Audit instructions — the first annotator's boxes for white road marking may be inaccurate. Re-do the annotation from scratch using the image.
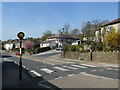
[107,68,112,70]
[54,76,62,79]
[71,65,87,68]
[38,83,51,89]
[26,68,29,70]
[53,66,69,71]
[80,72,86,74]
[41,68,54,74]
[99,69,103,71]
[68,74,74,76]
[91,70,97,72]
[81,64,97,67]
[22,65,25,68]
[81,73,118,81]
[62,66,78,69]
[28,70,41,77]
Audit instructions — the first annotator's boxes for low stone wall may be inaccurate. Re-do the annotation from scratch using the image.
[65,51,120,64]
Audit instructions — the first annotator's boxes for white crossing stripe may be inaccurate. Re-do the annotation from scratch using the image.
[41,68,54,74]
[62,66,78,69]
[68,74,74,76]
[81,64,97,67]
[107,68,112,70]
[22,65,25,68]
[91,70,96,72]
[28,70,41,77]
[54,76,62,79]
[99,69,103,71]
[71,65,87,68]
[53,66,69,71]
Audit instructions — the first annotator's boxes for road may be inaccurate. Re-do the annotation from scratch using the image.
[2,51,119,88]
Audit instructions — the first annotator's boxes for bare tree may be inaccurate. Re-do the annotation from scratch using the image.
[63,23,71,34]
[58,29,62,34]
[70,29,80,36]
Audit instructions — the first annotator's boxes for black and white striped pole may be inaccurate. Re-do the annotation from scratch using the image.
[17,32,25,80]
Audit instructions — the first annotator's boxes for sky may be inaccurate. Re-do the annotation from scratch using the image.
[2,2,118,41]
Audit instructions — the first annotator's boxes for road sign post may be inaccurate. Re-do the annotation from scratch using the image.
[17,32,25,80]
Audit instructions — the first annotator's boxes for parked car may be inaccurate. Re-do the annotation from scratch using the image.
[16,52,20,55]
[56,47,63,51]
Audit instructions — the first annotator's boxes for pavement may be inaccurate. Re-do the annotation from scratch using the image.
[1,51,119,89]
[4,49,119,68]
[49,73,118,88]
[47,53,119,68]
[2,59,60,89]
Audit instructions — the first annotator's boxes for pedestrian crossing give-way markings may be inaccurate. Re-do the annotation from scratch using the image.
[2,58,118,81]
[27,64,96,77]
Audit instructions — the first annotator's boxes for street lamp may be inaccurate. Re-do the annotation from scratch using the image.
[62,27,65,58]
[59,30,62,58]
[17,32,25,80]
[90,42,92,62]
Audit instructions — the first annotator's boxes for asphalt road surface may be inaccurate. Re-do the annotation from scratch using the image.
[2,52,119,88]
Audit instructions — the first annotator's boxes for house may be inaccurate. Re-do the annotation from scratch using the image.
[40,40,56,48]
[95,18,120,42]
[13,40,26,48]
[5,43,13,50]
[40,33,79,48]
[72,40,81,45]
[13,39,40,49]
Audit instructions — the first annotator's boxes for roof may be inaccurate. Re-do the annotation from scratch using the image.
[41,40,56,44]
[13,39,40,45]
[101,17,120,27]
[47,34,79,40]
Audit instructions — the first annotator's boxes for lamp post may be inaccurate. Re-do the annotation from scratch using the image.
[59,31,62,58]
[62,27,65,58]
[17,32,25,80]
[90,42,92,62]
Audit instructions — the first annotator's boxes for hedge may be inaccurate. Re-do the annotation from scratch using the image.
[33,47,51,54]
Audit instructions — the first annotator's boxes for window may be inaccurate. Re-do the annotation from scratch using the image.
[61,39,63,41]
[107,26,112,32]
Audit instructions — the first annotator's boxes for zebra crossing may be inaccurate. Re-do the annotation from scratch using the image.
[2,58,118,81]
[40,68,54,74]
[62,65,78,70]
[33,64,97,76]
[26,64,98,78]
[53,66,69,71]
[71,64,87,68]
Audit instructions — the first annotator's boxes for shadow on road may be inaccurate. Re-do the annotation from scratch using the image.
[2,55,12,58]
[2,61,61,90]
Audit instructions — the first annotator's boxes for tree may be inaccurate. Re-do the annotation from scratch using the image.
[105,27,120,50]
[58,29,62,34]
[41,30,52,41]
[81,21,94,38]
[70,29,80,36]
[63,23,71,34]
[81,20,109,38]
[92,19,109,29]
[25,41,34,49]
[77,33,84,41]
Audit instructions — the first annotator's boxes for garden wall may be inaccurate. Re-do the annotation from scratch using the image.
[65,51,120,64]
